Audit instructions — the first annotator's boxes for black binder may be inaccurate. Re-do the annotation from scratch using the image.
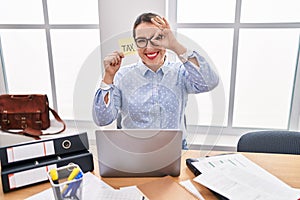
[1,151,94,193]
[0,132,89,167]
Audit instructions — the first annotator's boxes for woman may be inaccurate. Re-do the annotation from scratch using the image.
[93,13,219,149]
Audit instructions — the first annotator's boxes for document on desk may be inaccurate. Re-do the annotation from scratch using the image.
[180,179,205,200]
[26,172,143,200]
[192,154,300,200]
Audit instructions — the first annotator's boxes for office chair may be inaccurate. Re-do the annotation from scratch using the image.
[116,113,122,129]
[237,130,300,155]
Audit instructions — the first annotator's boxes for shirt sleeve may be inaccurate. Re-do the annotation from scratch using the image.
[92,83,121,126]
[183,51,219,93]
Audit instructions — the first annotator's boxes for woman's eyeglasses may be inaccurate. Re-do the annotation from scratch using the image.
[135,35,164,48]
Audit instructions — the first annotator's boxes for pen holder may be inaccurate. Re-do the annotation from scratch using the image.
[47,164,83,200]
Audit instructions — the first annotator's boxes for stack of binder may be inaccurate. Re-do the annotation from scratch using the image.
[0,132,94,193]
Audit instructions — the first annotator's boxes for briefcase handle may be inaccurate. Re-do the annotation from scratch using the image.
[9,95,34,100]
[2,106,66,139]
[22,107,66,138]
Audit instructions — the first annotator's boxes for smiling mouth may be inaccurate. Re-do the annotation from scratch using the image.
[145,52,159,60]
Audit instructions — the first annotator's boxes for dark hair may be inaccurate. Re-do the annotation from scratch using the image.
[133,12,160,38]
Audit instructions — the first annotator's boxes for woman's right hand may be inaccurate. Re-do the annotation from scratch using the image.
[103,51,124,84]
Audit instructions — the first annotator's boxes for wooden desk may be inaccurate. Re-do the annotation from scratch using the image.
[1,150,300,200]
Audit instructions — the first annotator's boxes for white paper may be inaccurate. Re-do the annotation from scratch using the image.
[192,154,300,200]
[94,187,143,200]
[26,172,143,200]
[180,179,205,200]
[26,172,113,200]
[192,153,292,189]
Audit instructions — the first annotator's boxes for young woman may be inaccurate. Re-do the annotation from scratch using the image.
[93,13,219,149]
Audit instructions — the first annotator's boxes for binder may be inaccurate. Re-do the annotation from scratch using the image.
[0,132,89,167]
[1,150,94,193]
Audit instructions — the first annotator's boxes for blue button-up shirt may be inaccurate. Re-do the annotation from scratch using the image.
[93,51,219,138]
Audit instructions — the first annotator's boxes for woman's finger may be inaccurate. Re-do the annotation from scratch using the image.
[151,17,165,30]
[161,17,170,29]
[155,16,166,25]
[104,51,124,68]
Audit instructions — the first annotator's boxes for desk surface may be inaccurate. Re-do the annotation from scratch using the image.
[1,150,300,200]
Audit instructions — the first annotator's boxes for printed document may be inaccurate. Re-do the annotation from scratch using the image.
[192,154,300,200]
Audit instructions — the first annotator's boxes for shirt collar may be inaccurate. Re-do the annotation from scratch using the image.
[137,56,170,76]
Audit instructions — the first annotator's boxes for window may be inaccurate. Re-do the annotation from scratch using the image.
[0,0,100,120]
[175,0,300,131]
[0,0,44,24]
[1,0,300,133]
[233,29,299,129]
[240,0,300,23]
[178,28,233,126]
[47,0,99,24]
[0,30,52,98]
[177,0,236,23]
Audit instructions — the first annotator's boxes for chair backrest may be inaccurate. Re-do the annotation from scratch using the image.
[117,113,122,129]
[237,131,300,155]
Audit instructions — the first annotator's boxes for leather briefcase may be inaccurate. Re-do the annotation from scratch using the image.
[0,94,66,138]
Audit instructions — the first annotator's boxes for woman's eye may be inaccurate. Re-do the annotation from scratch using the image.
[137,39,146,44]
[155,34,164,40]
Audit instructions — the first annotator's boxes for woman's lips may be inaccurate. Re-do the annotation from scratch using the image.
[145,52,159,60]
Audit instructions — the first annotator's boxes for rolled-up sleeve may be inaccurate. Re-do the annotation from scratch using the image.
[92,85,120,126]
[183,51,219,93]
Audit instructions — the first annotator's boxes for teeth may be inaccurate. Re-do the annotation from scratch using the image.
[146,52,158,58]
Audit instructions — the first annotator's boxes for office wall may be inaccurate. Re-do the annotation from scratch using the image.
[98,0,166,65]
[0,39,6,94]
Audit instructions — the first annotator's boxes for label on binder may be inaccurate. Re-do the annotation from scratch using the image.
[7,141,55,163]
[8,164,56,189]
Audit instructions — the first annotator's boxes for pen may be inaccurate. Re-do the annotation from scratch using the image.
[61,167,80,195]
[186,158,201,176]
[69,172,83,197]
[49,169,62,200]
[206,153,235,157]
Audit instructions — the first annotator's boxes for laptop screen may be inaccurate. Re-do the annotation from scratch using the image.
[95,129,182,177]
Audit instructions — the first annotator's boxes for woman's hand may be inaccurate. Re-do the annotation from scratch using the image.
[103,51,124,84]
[151,16,186,55]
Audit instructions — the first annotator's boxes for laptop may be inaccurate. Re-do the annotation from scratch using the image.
[95,129,182,177]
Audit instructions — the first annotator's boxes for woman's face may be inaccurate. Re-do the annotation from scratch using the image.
[134,22,166,70]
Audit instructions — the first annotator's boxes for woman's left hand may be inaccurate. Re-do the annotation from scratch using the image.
[151,16,186,55]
